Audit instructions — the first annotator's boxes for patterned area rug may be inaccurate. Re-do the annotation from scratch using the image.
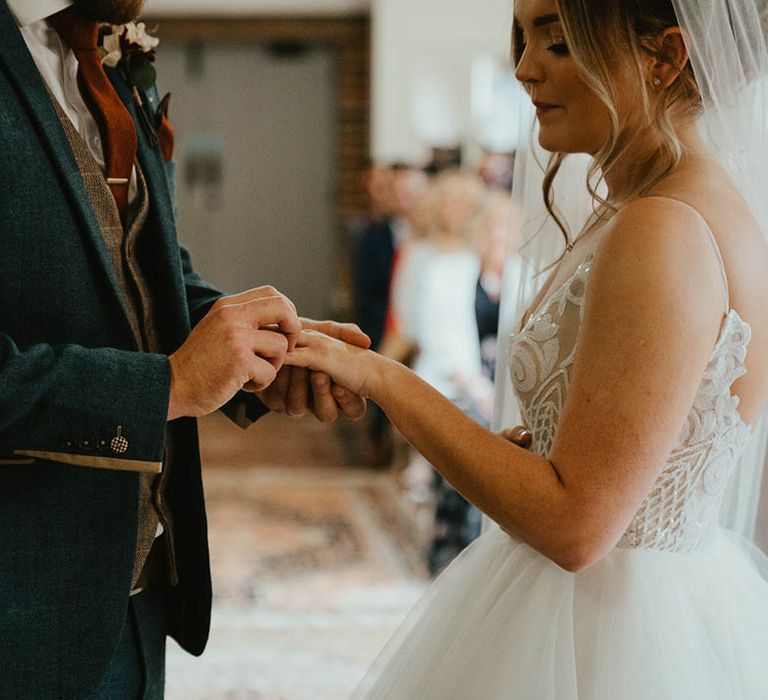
[165,413,428,699]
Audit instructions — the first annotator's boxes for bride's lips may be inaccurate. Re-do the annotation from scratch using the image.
[533,101,561,117]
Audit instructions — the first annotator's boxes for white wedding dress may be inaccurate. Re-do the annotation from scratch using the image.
[354,247,768,698]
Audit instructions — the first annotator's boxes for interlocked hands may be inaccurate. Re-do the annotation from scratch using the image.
[167,286,369,422]
[256,319,370,423]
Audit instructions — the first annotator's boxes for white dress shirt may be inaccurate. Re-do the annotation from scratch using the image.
[8,0,138,202]
[5,0,71,26]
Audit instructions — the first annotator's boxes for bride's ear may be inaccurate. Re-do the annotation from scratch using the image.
[651,28,690,90]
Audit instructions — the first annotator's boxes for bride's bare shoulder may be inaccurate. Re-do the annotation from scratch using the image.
[596,186,765,278]
[584,195,724,344]
[591,188,768,421]
[595,195,718,276]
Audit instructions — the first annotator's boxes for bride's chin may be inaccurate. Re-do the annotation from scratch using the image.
[537,129,569,154]
[536,126,600,157]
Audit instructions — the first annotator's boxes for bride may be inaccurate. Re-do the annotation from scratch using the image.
[289,0,768,697]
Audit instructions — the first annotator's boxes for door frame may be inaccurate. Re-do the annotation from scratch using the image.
[146,14,371,313]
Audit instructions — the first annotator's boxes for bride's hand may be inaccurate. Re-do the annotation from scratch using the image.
[285,330,380,398]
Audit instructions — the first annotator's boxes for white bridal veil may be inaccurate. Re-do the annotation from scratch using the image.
[492,0,768,550]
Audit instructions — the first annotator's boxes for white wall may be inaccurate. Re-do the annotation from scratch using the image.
[371,0,516,164]
[148,0,517,163]
[148,0,369,16]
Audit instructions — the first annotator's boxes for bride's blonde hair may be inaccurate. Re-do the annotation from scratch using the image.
[514,0,702,246]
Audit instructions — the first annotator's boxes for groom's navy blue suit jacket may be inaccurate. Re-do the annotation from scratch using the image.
[0,3,265,696]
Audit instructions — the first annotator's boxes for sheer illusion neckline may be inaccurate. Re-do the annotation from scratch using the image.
[518,254,595,333]
[520,196,733,333]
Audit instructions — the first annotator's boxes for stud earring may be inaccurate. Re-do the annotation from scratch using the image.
[653,77,662,87]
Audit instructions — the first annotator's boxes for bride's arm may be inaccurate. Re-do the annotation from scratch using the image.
[290,199,725,571]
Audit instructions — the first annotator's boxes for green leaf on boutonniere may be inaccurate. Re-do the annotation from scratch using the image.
[126,54,157,92]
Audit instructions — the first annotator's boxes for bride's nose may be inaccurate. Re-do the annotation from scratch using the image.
[515,46,545,86]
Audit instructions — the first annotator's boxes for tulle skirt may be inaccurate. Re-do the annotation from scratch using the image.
[353,525,768,699]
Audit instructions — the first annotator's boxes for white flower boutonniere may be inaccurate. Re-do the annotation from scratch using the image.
[100,22,160,91]
[99,22,163,147]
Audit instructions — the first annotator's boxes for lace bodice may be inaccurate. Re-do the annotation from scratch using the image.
[508,255,753,552]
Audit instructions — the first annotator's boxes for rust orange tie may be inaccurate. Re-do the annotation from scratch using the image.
[49,9,137,224]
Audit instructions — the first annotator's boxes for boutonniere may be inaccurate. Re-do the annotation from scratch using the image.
[100,22,162,146]
[100,22,159,90]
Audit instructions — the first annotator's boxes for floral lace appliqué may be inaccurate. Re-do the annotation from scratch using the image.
[508,258,752,552]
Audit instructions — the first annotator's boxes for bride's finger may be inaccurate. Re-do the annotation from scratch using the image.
[310,371,339,423]
[286,366,310,417]
[332,385,367,421]
[284,347,315,368]
[499,426,533,449]
[294,328,335,347]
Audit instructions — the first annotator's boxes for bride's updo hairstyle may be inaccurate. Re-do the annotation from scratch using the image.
[516,0,703,243]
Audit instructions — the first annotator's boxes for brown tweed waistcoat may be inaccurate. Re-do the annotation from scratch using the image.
[53,99,178,589]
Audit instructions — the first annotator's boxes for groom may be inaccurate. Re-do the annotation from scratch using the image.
[0,0,368,697]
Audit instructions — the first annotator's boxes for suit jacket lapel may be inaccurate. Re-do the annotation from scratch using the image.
[0,3,137,343]
[109,71,190,341]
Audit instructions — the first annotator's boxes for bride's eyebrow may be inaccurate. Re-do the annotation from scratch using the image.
[533,14,560,28]
[514,13,561,30]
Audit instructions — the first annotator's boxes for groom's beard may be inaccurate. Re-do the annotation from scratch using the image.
[71,0,146,24]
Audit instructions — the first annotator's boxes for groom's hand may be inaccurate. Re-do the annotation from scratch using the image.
[256,319,370,422]
[167,287,301,420]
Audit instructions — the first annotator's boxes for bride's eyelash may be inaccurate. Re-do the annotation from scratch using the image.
[547,28,570,56]
[511,24,569,63]
[547,42,570,56]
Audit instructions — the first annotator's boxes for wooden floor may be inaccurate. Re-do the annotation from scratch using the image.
[165,412,428,700]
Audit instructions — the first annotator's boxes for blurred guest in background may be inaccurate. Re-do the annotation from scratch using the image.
[353,162,427,464]
[353,162,426,351]
[366,168,522,572]
[476,149,516,193]
[379,178,438,362]
[383,172,485,516]
[475,191,521,384]
[424,145,462,176]
[429,190,521,574]
[348,162,394,241]
[352,163,393,351]
[407,172,486,399]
